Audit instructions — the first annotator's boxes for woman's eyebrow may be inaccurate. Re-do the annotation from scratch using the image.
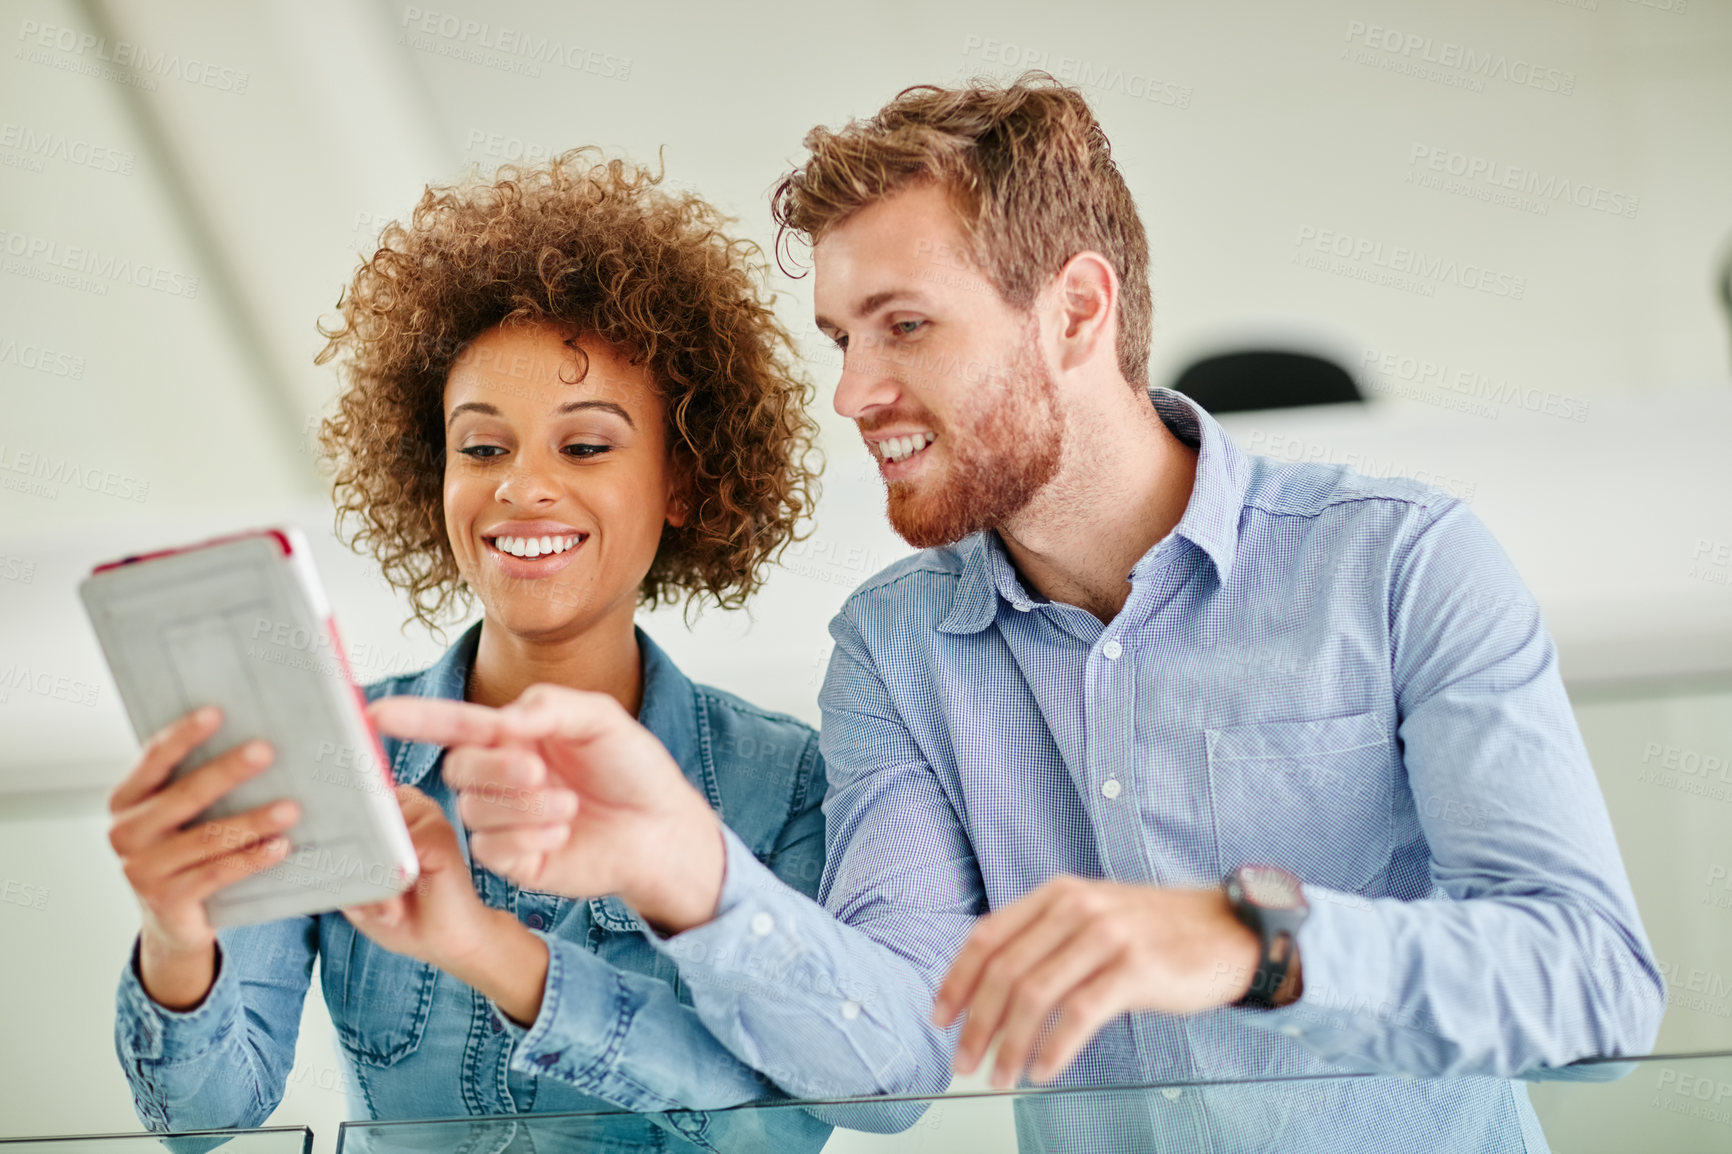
[446,401,500,429]
[556,399,635,429]
[445,399,635,430]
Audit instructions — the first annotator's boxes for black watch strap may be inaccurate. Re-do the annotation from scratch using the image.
[1224,866,1308,1009]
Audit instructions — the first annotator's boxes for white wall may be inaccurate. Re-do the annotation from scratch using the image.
[3,0,1731,1150]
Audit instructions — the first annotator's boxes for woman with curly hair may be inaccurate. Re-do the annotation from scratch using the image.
[107,150,832,1151]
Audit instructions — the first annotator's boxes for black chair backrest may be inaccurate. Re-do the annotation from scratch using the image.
[1172,350,1363,414]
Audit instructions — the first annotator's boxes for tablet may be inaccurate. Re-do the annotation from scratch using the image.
[79,527,419,927]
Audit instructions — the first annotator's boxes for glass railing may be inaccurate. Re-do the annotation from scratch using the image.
[0,1127,309,1154]
[329,1051,1732,1154]
[7,1054,1730,1153]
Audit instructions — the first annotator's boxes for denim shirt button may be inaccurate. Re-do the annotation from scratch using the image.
[491,1014,504,1033]
[526,913,545,930]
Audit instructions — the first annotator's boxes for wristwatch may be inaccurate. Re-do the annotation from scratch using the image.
[1223,864,1308,1009]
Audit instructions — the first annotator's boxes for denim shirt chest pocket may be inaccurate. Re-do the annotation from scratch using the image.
[320,915,438,1067]
[1205,710,1395,891]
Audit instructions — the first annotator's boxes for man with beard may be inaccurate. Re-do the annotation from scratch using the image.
[372,76,1663,1151]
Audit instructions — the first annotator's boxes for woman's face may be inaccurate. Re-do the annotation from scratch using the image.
[442,322,683,640]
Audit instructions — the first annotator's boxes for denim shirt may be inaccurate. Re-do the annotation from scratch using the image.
[114,622,832,1154]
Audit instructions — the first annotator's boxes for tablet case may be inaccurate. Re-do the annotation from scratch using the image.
[79,528,419,927]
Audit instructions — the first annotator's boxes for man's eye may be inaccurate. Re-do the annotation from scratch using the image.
[564,443,610,459]
[892,320,924,336]
[457,445,505,459]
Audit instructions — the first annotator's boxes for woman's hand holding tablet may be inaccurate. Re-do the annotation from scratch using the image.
[107,707,299,1010]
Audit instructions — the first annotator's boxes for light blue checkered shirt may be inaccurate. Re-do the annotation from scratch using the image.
[652,388,1663,1151]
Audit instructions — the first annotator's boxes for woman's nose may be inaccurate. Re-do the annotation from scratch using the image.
[493,454,561,505]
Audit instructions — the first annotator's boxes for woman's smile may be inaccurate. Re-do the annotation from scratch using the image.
[483,519,590,577]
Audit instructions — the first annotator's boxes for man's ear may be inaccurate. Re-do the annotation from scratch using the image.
[1051,251,1118,373]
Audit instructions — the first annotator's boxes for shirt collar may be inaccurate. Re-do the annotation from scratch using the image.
[388,620,697,787]
[937,387,1249,635]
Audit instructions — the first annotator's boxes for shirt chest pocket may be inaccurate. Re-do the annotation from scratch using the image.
[323,917,437,1068]
[586,896,685,1001]
[1206,711,1395,892]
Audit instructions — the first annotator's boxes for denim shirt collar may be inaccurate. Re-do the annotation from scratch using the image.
[937,387,1250,635]
[384,620,697,789]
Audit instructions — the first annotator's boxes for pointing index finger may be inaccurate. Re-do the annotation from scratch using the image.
[369,696,509,748]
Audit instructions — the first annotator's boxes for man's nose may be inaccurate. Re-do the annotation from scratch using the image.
[833,341,901,420]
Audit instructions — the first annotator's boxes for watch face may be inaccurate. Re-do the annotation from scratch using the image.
[1237,865,1304,910]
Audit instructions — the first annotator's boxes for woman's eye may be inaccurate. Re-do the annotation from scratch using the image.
[563,443,610,459]
[457,445,505,459]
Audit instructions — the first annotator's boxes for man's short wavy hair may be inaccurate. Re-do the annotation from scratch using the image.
[771,72,1151,387]
[315,148,821,631]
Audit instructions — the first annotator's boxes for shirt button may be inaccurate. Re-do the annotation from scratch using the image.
[1161,1087,1183,1101]
[1101,779,1122,800]
[526,913,545,930]
[841,999,861,1020]
[490,1015,504,1033]
[1102,639,1123,660]
[1281,1025,1302,1038]
[749,912,774,937]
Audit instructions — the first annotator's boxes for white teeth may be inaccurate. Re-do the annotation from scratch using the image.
[879,433,934,463]
[490,534,581,558]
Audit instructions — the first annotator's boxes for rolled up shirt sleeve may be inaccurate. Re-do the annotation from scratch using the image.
[1237,500,1665,1077]
[641,612,985,1132]
[499,929,790,1110]
[115,917,317,1132]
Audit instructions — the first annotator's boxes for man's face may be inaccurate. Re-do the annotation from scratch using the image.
[813,184,1063,548]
